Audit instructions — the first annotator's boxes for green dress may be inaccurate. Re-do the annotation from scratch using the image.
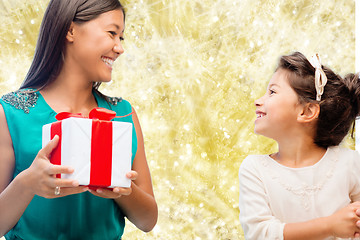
[0,89,137,240]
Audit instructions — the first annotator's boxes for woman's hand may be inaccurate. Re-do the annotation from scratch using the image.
[22,135,88,198]
[88,171,138,199]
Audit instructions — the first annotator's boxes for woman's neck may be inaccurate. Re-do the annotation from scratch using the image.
[40,72,98,116]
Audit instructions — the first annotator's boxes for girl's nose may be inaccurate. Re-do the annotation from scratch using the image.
[254,98,261,106]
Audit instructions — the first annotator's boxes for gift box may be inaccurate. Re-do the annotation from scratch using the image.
[42,108,133,188]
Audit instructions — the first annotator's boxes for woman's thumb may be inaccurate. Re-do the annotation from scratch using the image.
[40,135,59,158]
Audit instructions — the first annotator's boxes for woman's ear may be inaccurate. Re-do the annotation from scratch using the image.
[66,22,75,42]
[297,103,320,123]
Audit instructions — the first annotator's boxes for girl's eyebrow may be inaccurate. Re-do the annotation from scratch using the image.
[269,83,280,88]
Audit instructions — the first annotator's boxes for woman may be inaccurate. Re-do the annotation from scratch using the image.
[0,0,157,239]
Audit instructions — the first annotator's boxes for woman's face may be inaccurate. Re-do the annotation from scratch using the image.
[66,9,125,83]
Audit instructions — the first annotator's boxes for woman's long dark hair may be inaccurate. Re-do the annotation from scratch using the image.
[20,0,125,93]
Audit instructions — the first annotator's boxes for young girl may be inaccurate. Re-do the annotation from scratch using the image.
[239,52,360,240]
[0,0,157,239]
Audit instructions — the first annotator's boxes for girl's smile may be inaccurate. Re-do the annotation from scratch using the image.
[254,69,302,140]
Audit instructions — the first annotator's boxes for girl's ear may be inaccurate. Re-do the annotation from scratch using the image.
[66,22,75,42]
[298,103,320,123]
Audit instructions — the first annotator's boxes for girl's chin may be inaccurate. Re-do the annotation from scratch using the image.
[254,128,271,138]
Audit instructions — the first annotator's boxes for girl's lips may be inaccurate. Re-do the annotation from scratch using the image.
[256,111,266,119]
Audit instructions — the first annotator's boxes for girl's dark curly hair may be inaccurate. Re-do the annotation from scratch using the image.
[278,52,360,148]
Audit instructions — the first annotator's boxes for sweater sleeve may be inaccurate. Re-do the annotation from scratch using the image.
[348,149,360,202]
[239,156,285,240]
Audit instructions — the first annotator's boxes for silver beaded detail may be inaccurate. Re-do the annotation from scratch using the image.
[1,89,38,114]
[107,96,122,105]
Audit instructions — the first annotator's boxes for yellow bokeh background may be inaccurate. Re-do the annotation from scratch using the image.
[0,0,355,239]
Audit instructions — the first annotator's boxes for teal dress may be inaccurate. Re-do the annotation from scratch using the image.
[0,89,137,240]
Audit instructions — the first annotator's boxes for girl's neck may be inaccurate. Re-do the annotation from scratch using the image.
[273,137,327,168]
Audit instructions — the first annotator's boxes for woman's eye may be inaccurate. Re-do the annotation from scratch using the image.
[109,31,117,36]
[120,37,124,41]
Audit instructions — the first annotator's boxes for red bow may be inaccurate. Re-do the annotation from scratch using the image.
[55,107,117,121]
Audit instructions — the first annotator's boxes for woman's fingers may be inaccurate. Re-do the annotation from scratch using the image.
[46,164,74,176]
[89,188,119,198]
[44,186,88,199]
[55,186,88,197]
[113,187,132,195]
[34,135,137,199]
[38,135,59,158]
[126,170,138,180]
[87,171,136,199]
[88,187,131,199]
[50,178,80,188]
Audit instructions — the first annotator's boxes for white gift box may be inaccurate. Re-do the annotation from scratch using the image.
[42,117,132,188]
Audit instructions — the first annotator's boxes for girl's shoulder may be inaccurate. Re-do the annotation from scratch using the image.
[240,154,270,173]
[334,146,360,163]
[242,154,269,164]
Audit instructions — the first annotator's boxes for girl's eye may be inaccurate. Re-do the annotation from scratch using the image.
[269,89,276,95]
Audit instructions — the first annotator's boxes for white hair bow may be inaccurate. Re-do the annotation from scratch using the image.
[309,54,328,101]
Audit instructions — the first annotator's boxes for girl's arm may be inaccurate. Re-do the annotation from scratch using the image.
[0,105,86,236]
[284,149,360,240]
[239,156,360,240]
[239,156,285,239]
[284,203,360,240]
[90,108,158,232]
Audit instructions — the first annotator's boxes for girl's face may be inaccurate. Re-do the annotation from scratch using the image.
[66,9,125,83]
[254,69,303,140]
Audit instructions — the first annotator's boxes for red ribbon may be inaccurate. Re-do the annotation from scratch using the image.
[55,107,117,121]
[50,107,129,188]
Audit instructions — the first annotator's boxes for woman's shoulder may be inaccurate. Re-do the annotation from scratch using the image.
[95,91,133,118]
[95,91,129,105]
[0,88,39,114]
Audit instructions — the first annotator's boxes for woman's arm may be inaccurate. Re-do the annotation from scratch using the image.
[0,103,23,236]
[0,105,86,236]
[90,108,158,232]
[115,108,158,231]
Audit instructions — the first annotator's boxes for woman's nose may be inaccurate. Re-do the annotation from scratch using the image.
[113,42,124,55]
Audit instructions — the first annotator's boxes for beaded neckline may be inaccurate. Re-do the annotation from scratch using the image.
[1,89,38,114]
[1,89,123,114]
[261,147,339,211]
[106,96,123,106]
